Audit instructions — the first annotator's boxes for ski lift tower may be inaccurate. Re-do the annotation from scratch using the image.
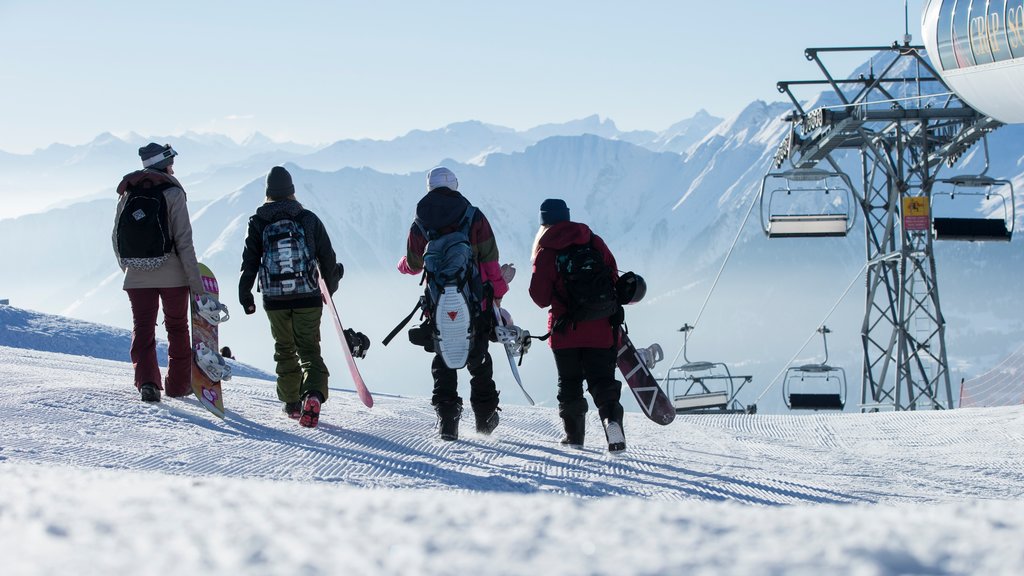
[770,42,1002,411]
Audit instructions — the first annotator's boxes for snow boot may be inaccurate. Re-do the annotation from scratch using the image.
[559,414,586,448]
[283,401,302,419]
[601,404,626,453]
[436,402,462,441]
[299,392,323,428]
[475,406,501,435]
[140,382,161,403]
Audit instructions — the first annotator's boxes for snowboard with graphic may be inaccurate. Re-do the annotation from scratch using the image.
[318,276,373,408]
[191,263,225,418]
[616,333,675,425]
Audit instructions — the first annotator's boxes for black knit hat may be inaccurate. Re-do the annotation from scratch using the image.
[540,198,570,225]
[139,142,176,171]
[266,166,295,200]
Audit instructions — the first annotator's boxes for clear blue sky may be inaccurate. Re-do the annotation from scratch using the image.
[0,0,923,153]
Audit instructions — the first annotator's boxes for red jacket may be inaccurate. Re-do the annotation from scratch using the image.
[529,221,619,349]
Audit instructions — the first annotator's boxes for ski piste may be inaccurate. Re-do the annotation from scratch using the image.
[318,275,373,408]
[492,302,535,406]
[191,263,226,418]
[616,333,675,425]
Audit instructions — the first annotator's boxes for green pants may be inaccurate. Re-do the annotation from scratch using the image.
[266,307,329,403]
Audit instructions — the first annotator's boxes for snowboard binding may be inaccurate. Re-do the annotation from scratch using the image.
[195,294,230,325]
[636,343,664,369]
[494,325,530,358]
[194,342,232,382]
[344,328,371,359]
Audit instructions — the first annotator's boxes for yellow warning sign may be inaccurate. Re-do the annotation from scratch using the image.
[903,197,930,231]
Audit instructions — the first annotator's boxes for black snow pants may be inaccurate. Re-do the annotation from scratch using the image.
[431,331,499,417]
[552,346,623,421]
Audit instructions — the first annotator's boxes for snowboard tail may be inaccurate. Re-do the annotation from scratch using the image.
[616,334,675,425]
[434,288,473,369]
[318,275,373,408]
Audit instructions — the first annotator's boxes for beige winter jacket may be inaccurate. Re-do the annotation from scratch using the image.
[112,170,205,295]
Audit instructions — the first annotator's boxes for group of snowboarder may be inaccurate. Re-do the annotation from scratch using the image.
[114,144,647,452]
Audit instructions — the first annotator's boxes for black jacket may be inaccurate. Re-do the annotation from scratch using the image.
[239,199,341,311]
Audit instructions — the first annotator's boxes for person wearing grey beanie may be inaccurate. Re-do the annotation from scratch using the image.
[395,165,510,441]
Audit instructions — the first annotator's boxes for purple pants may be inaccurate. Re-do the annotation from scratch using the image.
[126,286,192,396]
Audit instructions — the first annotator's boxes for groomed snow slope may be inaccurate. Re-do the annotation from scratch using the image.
[2,345,1023,575]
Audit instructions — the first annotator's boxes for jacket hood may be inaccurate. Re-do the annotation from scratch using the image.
[415,188,471,231]
[538,221,593,251]
[116,169,182,196]
[256,198,305,221]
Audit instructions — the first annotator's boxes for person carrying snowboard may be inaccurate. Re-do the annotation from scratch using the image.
[397,166,509,441]
[238,166,343,428]
[113,143,209,403]
[528,199,627,452]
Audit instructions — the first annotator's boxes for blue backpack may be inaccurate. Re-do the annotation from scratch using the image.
[259,212,318,299]
[416,206,484,368]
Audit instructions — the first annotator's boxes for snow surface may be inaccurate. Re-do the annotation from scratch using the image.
[2,344,1023,575]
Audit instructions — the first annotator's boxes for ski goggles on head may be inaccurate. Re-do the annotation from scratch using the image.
[142,145,178,168]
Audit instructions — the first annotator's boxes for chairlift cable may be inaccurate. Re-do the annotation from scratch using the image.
[662,183,760,386]
[752,261,867,405]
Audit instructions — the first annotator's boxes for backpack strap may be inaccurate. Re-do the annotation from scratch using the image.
[383,297,425,346]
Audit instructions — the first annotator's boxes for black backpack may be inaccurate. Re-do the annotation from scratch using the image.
[555,240,619,327]
[116,181,175,271]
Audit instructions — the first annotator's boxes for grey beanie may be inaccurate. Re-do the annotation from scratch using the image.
[266,166,295,200]
[540,198,570,225]
[139,142,176,171]
[427,166,458,192]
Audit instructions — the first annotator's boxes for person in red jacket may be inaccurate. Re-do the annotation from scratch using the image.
[528,199,626,452]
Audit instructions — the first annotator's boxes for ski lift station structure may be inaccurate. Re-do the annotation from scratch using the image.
[765,41,1015,412]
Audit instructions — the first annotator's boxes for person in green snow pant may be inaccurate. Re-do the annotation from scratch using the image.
[267,307,330,403]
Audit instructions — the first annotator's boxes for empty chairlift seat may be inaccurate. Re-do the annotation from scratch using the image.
[760,168,856,238]
[930,175,1015,242]
[783,326,847,411]
[664,326,753,413]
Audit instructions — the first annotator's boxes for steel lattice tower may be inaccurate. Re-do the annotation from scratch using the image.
[771,44,1001,411]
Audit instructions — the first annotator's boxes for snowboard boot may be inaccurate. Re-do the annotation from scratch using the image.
[299,392,323,428]
[140,382,161,403]
[601,403,626,453]
[559,414,586,448]
[283,401,302,419]
[435,402,462,441]
[475,406,501,435]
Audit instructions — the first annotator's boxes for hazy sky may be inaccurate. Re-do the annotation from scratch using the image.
[0,0,923,153]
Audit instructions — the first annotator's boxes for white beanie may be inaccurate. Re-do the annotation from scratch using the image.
[427,166,458,192]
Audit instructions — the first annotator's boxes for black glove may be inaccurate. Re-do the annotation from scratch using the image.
[609,305,625,326]
[325,263,342,296]
[240,292,256,315]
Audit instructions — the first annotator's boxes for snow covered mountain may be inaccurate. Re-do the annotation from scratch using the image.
[1,335,1023,574]
[0,131,318,217]
[0,112,724,219]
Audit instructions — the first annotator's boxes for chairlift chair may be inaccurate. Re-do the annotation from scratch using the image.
[931,174,1015,242]
[760,168,856,238]
[783,326,847,410]
[666,325,752,413]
